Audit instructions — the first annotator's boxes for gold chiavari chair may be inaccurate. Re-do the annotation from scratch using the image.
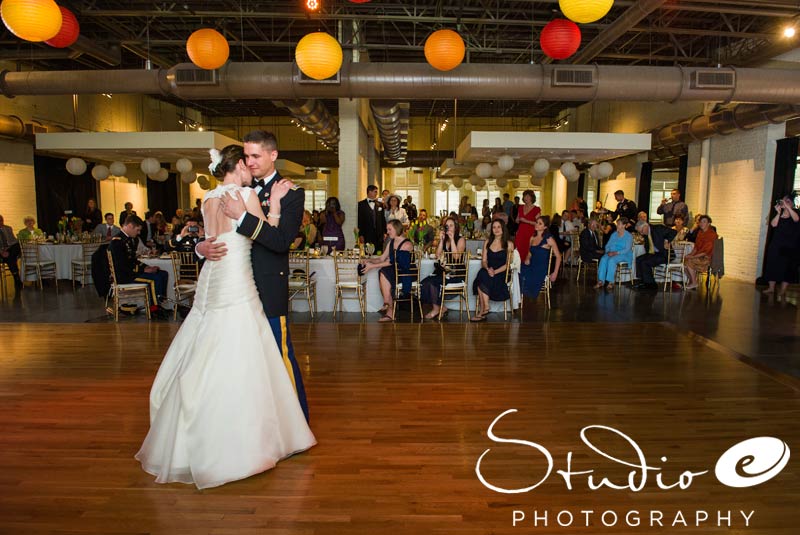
[106,250,151,321]
[288,250,317,318]
[333,252,366,320]
[21,240,57,290]
[170,251,200,320]
[0,263,12,302]
[485,248,520,321]
[543,246,554,310]
[71,241,102,289]
[654,241,689,291]
[614,261,632,288]
[438,250,470,321]
[393,250,422,321]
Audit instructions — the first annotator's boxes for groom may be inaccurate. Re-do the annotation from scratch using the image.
[198,130,309,422]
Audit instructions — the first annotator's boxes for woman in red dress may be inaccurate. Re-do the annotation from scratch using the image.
[514,190,541,263]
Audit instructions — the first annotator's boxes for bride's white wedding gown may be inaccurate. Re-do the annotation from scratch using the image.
[135,184,315,489]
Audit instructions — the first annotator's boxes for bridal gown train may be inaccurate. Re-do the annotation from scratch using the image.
[136,184,315,489]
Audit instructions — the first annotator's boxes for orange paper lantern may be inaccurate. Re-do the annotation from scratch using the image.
[540,19,581,60]
[1,0,62,42]
[295,32,343,80]
[424,29,465,72]
[45,5,79,48]
[186,28,229,70]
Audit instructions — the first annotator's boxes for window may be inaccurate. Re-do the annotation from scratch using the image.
[434,188,461,217]
[475,187,500,214]
[303,185,327,212]
[393,189,419,206]
[649,175,679,221]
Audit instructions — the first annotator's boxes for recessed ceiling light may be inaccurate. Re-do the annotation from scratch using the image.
[784,26,796,38]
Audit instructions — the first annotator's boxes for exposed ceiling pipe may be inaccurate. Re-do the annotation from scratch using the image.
[0,114,73,140]
[4,63,800,104]
[370,100,409,164]
[273,99,339,148]
[566,0,668,65]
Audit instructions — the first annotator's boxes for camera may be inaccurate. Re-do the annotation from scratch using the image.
[187,225,199,233]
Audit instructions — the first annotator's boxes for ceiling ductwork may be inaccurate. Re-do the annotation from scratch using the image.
[4,63,800,105]
[370,100,409,164]
[649,103,800,161]
[0,114,71,140]
[273,99,339,149]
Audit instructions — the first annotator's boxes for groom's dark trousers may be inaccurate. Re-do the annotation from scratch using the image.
[237,172,309,422]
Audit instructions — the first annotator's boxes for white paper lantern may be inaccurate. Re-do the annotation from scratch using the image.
[560,162,578,179]
[452,177,464,188]
[478,178,487,188]
[530,176,544,187]
[109,161,127,177]
[462,182,472,191]
[598,162,614,179]
[156,168,169,181]
[176,158,193,174]
[496,177,508,188]
[197,174,210,189]
[491,164,505,179]
[588,164,600,179]
[532,158,550,176]
[438,182,448,192]
[181,171,197,184]
[91,164,110,181]
[140,157,161,176]
[66,157,87,175]
[475,162,493,179]
[469,174,481,186]
[511,179,520,189]
[474,183,483,191]
[565,172,580,183]
[497,154,515,172]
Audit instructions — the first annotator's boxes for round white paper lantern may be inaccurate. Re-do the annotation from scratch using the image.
[91,164,109,181]
[532,158,550,176]
[175,158,193,174]
[477,177,487,188]
[140,157,160,176]
[180,171,197,184]
[462,182,472,191]
[588,164,600,179]
[469,174,481,186]
[497,154,515,172]
[511,179,520,189]
[560,162,578,179]
[438,182,448,192]
[565,172,580,183]
[66,157,87,175]
[452,177,464,188]
[598,161,614,179]
[156,168,169,181]
[197,174,210,189]
[109,161,127,177]
[490,164,505,178]
[496,177,508,188]
[475,162,493,179]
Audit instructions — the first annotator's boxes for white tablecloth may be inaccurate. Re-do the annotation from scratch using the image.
[289,257,520,314]
[140,257,175,306]
[616,242,694,282]
[27,243,82,281]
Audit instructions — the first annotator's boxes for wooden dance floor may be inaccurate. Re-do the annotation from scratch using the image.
[0,322,798,534]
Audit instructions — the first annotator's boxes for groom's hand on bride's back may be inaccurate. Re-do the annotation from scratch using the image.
[197,237,227,261]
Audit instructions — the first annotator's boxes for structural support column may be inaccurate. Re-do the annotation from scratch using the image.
[338,98,368,248]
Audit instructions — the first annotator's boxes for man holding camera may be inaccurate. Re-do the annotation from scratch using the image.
[168,217,205,253]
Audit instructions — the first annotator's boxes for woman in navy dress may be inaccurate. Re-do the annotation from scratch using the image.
[520,216,561,300]
[361,219,413,322]
[421,215,466,319]
[471,219,515,321]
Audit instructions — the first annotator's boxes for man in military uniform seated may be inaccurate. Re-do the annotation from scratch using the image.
[109,215,169,316]
[168,217,205,253]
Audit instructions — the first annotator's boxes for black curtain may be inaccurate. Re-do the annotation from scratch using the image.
[758,136,799,283]
[637,161,653,214]
[577,172,585,198]
[146,169,179,219]
[34,155,98,235]
[677,154,688,200]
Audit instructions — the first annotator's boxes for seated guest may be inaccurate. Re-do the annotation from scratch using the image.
[93,213,121,240]
[421,215,466,319]
[520,216,561,302]
[637,211,649,223]
[416,209,436,248]
[0,214,22,291]
[17,216,44,241]
[632,220,677,290]
[168,217,204,252]
[579,219,605,264]
[549,214,571,254]
[672,215,689,243]
[471,219,515,321]
[683,215,718,290]
[491,211,509,226]
[109,215,169,315]
[480,215,492,238]
[360,220,414,323]
[686,214,702,242]
[595,218,633,290]
[293,210,318,250]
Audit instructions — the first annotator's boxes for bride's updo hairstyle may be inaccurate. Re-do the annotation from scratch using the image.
[210,144,245,179]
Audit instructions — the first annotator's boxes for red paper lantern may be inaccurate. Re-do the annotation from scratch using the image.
[44,6,79,48]
[540,19,581,60]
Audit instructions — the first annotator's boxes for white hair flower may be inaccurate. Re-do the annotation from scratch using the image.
[208,149,222,174]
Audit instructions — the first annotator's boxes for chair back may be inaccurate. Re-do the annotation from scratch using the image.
[394,250,421,298]
[82,242,102,264]
[334,253,364,286]
[170,251,200,283]
[106,249,119,286]
[710,237,724,277]
[439,250,469,282]
[289,250,312,285]
[21,241,39,266]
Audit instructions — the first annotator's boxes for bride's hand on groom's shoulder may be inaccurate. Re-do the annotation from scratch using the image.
[197,237,227,261]
[271,179,295,203]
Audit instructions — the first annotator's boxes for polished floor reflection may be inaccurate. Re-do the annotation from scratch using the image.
[0,322,797,534]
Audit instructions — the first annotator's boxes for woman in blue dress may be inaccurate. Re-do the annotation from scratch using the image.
[360,219,413,322]
[520,216,561,300]
[595,217,633,290]
[471,219,515,321]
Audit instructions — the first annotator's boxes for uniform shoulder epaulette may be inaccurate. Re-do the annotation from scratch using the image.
[111,236,121,241]
[290,184,302,191]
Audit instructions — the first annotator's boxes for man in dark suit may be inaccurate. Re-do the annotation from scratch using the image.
[141,211,158,248]
[579,219,604,263]
[93,213,120,241]
[632,221,678,290]
[201,130,309,423]
[109,215,169,314]
[357,184,385,249]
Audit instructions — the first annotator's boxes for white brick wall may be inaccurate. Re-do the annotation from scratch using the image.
[0,140,36,232]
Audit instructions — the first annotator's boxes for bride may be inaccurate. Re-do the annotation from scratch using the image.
[135,145,315,489]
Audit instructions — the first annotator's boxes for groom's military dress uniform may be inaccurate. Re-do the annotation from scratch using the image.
[236,171,309,422]
[109,230,168,307]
